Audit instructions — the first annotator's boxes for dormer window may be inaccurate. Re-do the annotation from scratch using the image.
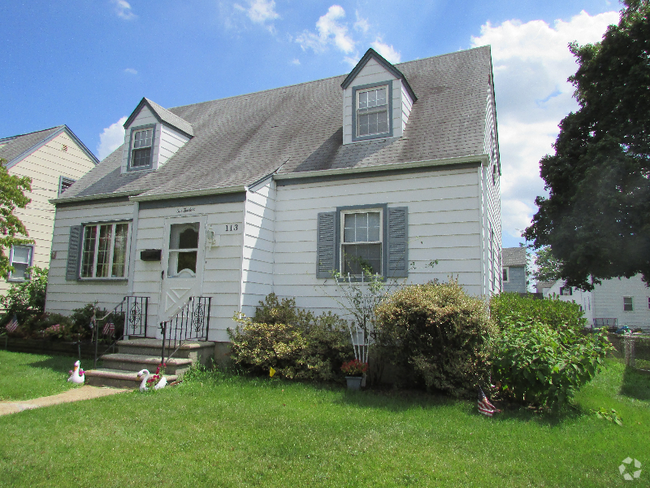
[129,126,154,170]
[353,82,392,141]
[357,86,389,137]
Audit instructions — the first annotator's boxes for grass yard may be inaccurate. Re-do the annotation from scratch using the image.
[0,351,84,401]
[0,352,648,487]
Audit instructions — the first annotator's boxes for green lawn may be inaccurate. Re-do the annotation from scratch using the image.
[0,352,648,487]
[0,351,84,401]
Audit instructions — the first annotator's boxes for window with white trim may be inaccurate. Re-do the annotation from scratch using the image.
[356,85,389,138]
[80,222,129,278]
[9,245,33,281]
[130,128,154,168]
[341,210,382,275]
[502,267,509,282]
[168,222,199,277]
[560,286,573,296]
[624,296,633,312]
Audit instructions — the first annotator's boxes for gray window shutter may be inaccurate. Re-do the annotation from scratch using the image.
[317,212,336,278]
[387,207,408,278]
[66,225,82,281]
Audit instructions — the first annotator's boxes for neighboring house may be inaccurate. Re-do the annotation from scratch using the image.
[502,247,527,294]
[541,276,650,331]
[45,47,502,344]
[0,126,98,294]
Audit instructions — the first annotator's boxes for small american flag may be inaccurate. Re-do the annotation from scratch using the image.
[102,322,115,336]
[6,315,19,333]
[478,387,500,417]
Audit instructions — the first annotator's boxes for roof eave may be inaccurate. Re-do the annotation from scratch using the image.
[274,154,488,182]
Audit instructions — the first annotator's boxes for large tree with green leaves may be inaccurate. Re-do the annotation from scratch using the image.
[524,0,650,290]
[0,158,32,278]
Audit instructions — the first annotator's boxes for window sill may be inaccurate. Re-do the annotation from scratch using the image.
[78,278,128,282]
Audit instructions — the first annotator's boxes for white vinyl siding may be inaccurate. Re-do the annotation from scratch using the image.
[45,201,133,315]
[273,166,484,316]
[0,130,96,296]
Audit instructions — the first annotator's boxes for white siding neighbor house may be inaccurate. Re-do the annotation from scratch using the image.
[542,276,650,331]
[45,47,502,344]
[0,126,98,295]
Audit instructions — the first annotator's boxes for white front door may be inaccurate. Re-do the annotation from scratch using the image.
[159,216,206,336]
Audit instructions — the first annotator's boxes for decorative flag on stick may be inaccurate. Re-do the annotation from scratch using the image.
[6,315,19,333]
[478,387,501,417]
[103,322,115,336]
[269,367,276,378]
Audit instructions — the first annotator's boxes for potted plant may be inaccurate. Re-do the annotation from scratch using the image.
[341,359,368,390]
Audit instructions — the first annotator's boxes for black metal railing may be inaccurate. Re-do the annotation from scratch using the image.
[92,296,149,367]
[159,296,211,364]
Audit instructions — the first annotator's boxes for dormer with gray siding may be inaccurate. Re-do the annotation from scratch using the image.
[341,48,417,145]
[121,98,194,174]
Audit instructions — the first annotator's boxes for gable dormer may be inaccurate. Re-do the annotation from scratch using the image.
[121,98,194,173]
[341,48,417,145]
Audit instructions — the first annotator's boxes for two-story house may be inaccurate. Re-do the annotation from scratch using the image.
[45,47,502,345]
[0,126,98,294]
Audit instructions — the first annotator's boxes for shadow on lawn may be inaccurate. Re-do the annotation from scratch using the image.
[620,366,650,401]
[28,356,79,374]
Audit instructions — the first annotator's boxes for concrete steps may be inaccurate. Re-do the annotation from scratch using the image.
[85,338,215,388]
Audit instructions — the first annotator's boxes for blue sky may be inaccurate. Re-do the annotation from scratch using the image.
[1,0,622,247]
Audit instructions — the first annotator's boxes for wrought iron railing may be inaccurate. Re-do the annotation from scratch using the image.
[159,296,211,364]
[92,296,149,367]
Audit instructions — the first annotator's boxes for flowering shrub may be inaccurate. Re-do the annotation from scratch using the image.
[229,294,352,383]
[341,359,368,376]
[43,323,66,339]
[375,279,495,396]
[147,363,166,388]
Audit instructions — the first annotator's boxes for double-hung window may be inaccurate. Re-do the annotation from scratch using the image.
[502,267,509,282]
[341,210,382,275]
[130,127,154,169]
[317,205,407,279]
[355,84,390,139]
[9,245,33,281]
[624,296,633,312]
[80,222,129,278]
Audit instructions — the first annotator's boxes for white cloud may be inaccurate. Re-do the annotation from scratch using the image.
[111,0,136,21]
[296,5,355,55]
[354,11,369,34]
[97,116,127,160]
[371,39,401,63]
[234,0,279,31]
[124,68,138,75]
[290,58,300,65]
[471,10,620,241]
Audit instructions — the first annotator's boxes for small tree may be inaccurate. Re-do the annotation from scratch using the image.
[0,158,32,278]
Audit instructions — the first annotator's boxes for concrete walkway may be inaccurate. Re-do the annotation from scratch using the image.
[0,385,130,416]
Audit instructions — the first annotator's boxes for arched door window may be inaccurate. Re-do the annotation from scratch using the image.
[168,223,199,277]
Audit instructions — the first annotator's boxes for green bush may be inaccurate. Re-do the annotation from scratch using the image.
[491,292,587,332]
[229,294,353,383]
[0,266,48,325]
[490,294,612,408]
[374,280,496,397]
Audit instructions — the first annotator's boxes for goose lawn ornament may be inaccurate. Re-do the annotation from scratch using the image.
[67,360,85,384]
[136,369,167,391]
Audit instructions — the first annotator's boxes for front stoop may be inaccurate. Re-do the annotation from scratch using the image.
[85,338,215,388]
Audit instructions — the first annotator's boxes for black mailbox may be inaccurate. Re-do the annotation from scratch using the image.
[140,249,162,261]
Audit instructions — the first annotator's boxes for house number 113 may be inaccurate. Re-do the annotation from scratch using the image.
[225,224,239,232]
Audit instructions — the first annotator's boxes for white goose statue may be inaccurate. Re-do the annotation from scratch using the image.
[136,369,167,391]
[67,360,85,384]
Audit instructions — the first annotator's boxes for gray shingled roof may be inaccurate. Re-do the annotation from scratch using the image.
[502,247,527,267]
[0,126,99,170]
[0,126,63,168]
[60,46,494,202]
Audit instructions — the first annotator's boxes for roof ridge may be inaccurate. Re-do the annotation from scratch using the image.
[0,125,64,143]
